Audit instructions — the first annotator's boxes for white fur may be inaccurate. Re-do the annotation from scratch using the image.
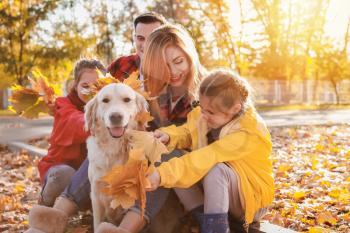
[84,83,148,231]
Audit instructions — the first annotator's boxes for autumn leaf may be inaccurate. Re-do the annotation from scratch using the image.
[127,129,169,164]
[308,227,331,233]
[99,148,153,218]
[89,73,119,97]
[30,70,58,104]
[122,71,151,100]
[135,111,154,128]
[9,86,40,113]
[316,211,337,225]
[14,183,25,193]
[9,70,60,118]
[123,71,141,90]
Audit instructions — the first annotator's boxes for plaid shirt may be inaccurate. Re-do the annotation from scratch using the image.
[148,87,193,130]
[107,54,140,81]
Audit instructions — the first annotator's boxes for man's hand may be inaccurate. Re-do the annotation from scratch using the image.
[146,170,161,192]
[153,130,170,144]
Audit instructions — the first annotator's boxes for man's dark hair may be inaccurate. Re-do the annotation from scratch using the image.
[133,12,167,29]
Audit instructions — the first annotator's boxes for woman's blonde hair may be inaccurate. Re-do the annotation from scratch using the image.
[142,24,204,97]
[200,69,253,115]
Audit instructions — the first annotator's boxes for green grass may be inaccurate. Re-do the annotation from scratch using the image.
[256,104,350,111]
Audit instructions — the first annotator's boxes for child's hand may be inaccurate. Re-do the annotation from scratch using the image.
[146,170,161,192]
[47,101,55,116]
[154,130,170,144]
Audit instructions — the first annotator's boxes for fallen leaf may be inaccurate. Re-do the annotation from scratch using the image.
[316,211,337,225]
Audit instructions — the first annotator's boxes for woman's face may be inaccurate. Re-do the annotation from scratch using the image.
[164,45,190,88]
[76,69,99,103]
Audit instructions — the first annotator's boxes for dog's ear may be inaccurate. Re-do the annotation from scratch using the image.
[84,96,98,132]
[135,93,149,113]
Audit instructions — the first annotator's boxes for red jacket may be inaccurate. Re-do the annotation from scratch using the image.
[38,96,89,183]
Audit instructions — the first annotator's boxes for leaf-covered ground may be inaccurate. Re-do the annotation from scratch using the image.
[0,124,349,232]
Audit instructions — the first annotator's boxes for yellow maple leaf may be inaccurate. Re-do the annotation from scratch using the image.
[308,227,330,233]
[123,71,141,90]
[310,156,318,170]
[135,111,154,127]
[329,147,340,154]
[99,148,153,219]
[315,144,325,152]
[328,189,340,198]
[316,211,337,225]
[293,191,306,200]
[14,183,25,193]
[89,75,119,96]
[127,130,168,164]
[277,164,292,173]
[9,86,40,113]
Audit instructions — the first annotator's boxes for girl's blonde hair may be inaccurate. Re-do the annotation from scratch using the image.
[73,58,106,87]
[200,69,253,115]
[142,24,204,97]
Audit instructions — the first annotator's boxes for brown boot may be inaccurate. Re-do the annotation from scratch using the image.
[52,196,78,217]
[96,222,131,233]
[26,205,68,233]
[25,197,78,233]
[23,228,46,233]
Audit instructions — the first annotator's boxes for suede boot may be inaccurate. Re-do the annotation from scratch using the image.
[190,205,204,223]
[200,213,230,233]
[24,197,78,233]
[24,205,68,233]
[96,222,131,233]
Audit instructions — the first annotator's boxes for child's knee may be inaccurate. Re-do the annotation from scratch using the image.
[203,163,233,187]
[41,165,76,206]
[47,165,76,184]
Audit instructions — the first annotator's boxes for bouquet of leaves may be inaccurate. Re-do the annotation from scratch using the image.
[9,70,61,118]
[86,70,150,101]
[99,129,169,219]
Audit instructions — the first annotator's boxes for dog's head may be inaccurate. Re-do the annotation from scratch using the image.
[84,83,148,138]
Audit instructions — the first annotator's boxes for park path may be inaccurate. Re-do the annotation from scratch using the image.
[1,108,350,143]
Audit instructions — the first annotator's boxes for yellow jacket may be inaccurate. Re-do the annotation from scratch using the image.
[157,106,274,223]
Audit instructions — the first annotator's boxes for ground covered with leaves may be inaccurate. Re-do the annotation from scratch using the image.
[0,124,349,232]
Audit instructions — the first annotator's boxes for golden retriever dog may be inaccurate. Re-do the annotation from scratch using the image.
[84,83,148,231]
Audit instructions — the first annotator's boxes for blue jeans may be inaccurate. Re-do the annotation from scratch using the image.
[60,150,185,219]
[60,158,91,210]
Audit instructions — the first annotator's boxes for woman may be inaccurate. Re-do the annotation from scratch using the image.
[97,23,206,233]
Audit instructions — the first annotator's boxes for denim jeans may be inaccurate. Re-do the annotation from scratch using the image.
[59,150,186,219]
[60,158,91,210]
[130,149,186,222]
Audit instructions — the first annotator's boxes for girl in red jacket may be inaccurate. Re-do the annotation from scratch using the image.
[38,58,105,206]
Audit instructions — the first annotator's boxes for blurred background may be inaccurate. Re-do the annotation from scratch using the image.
[1,0,350,110]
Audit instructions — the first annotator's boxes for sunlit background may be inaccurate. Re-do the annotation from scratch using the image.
[1,0,350,108]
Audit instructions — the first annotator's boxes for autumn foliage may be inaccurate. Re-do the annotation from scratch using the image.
[99,130,168,219]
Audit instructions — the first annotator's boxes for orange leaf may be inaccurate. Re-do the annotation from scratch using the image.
[135,111,154,127]
[316,211,337,225]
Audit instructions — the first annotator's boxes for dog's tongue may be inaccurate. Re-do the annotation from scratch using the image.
[108,127,125,138]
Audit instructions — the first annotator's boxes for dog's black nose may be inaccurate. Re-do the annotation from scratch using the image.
[109,113,123,125]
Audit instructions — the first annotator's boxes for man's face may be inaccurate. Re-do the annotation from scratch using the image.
[134,22,162,58]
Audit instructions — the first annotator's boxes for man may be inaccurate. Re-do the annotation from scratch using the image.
[108,12,166,80]
[25,12,167,233]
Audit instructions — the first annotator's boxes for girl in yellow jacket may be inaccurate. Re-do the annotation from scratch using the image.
[147,69,274,233]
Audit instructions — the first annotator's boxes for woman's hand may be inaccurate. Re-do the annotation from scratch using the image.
[154,130,170,144]
[146,170,161,192]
